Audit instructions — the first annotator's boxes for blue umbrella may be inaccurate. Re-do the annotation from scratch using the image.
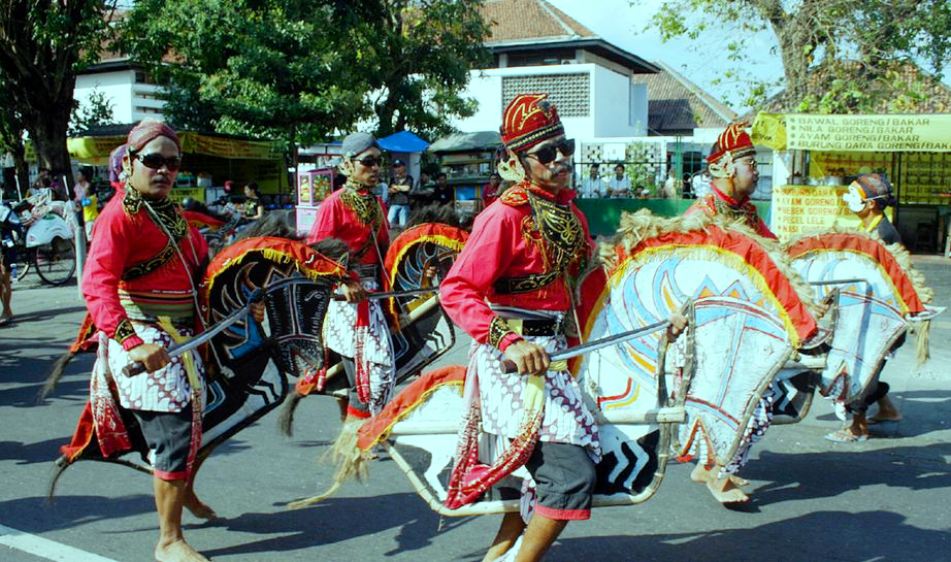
[378,131,430,153]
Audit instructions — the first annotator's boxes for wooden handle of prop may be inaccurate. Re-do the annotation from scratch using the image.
[501,360,518,374]
[123,362,147,377]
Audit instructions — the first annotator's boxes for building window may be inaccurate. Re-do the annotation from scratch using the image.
[502,74,590,117]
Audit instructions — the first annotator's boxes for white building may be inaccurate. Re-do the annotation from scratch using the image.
[74,53,166,125]
[455,0,658,138]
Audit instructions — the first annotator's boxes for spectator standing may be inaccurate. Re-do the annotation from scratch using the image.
[0,230,12,325]
[692,171,711,199]
[387,159,413,228]
[243,182,265,220]
[432,172,454,206]
[607,163,631,197]
[481,172,503,209]
[579,164,604,198]
[74,171,100,238]
[660,170,680,199]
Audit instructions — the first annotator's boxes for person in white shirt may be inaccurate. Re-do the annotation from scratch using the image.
[579,163,604,198]
[691,171,710,199]
[607,163,631,198]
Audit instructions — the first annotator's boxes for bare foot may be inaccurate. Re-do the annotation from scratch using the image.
[870,398,902,423]
[707,476,750,505]
[184,492,218,520]
[691,464,749,487]
[690,463,710,483]
[155,539,210,562]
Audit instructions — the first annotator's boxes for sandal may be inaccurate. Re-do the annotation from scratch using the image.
[0,314,12,327]
[824,429,868,443]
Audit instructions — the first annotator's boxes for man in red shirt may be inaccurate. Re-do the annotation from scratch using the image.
[83,120,267,562]
[306,132,395,422]
[683,121,775,505]
[686,121,774,239]
[441,94,685,561]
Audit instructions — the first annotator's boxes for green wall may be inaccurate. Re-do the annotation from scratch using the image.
[576,198,772,237]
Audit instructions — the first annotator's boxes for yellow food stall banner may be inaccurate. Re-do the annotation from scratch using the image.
[68,132,282,162]
[770,184,892,240]
[753,113,951,152]
[66,136,128,165]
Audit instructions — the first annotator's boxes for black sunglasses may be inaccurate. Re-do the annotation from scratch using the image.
[135,152,182,171]
[525,138,575,165]
[355,156,382,167]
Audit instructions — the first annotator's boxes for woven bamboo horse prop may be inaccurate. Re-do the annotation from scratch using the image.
[51,237,347,491]
[630,216,942,506]
[287,211,817,517]
[770,230,942,423]
[276,222,468,436]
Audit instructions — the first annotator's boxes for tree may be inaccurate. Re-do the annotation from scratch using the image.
[642,0,951,113]
[0,1,119,180]
[119,0,377,166]
[356,0,491,138]
[119,1,491,150]
[69,88,116,135]
[0,76,29,196]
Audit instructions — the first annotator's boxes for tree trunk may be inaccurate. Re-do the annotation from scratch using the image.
[771,18,812,109]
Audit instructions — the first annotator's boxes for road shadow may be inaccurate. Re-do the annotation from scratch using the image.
[740,442,951,508]
[810,389,951,439]
[544,510,949,561]
[0,438,73,465]
[5,304,86,324]
[0,494,154,533]
[199,492,471,558]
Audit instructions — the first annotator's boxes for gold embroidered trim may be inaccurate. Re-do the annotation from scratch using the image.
[494,271,560,294]
[340,185,383,231]
[711,195,760,230]
[122,241,177,280]
[488,316,517,350]
[120,193,189,280]
[114,318,137,343]
[526,190,588,279]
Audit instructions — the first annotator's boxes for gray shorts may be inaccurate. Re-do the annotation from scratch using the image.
[132,404,195,481]
[500,442,597,520]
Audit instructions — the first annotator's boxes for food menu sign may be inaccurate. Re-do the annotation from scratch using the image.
[753,113,951,152]
[770,185,891,240]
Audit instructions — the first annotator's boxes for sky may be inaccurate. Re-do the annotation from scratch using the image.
[548,0,786,112]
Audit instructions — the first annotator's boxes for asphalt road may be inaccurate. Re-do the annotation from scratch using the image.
[1,258,949,561]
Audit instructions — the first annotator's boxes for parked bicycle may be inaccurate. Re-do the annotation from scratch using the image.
[0,189,78,286]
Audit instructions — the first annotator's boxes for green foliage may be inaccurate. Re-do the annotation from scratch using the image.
[69,89,116,135]
[358,0,490,138]
[0,1,119,171]
[119,0,490,148]
[119,0,367,148]
[638,0,951,114]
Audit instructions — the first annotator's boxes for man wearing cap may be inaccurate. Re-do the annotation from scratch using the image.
[306,132,395,422]
[387,159,413,229]
[440,94,687,561]
[827,173,903,442]
[687,121,774,239]
[82,120,263,561]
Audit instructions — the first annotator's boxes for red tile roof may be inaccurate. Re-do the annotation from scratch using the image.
[479,0,595,44]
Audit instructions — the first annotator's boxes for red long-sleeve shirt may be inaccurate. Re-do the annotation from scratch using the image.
[306,187,389,266]
[687,185,777,240]
[440,184,593,350]
[82,194,208,350]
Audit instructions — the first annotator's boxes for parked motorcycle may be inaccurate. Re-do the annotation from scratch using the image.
[0,190,77,286]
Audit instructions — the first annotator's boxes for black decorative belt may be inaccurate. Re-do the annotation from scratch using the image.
[353,264,378,281]
[507,317,562,337]
[493,271,559,294]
